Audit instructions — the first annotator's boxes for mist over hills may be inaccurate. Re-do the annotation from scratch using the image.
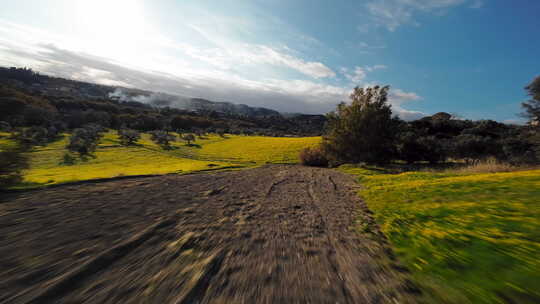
[108,88,281,118]
[0,66,327,136]
[0,66,288,118]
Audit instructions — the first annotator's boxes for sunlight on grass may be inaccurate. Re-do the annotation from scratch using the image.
[0,132,16,152]
[195,135,320,164]
[340,165,540,304]
[18,131,319,188]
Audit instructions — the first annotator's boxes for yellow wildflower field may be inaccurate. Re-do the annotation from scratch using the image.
[16,131,320,188]
[340,165,540,304]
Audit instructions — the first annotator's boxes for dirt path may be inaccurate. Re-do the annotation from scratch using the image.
[0,165,417,303]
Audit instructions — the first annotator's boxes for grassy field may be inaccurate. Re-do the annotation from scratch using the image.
[0,132,16,152]
[13,131,319,188]
[194,135,320,164]
[340,165,540,304]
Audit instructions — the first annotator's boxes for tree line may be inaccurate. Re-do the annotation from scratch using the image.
[301,77,540,167]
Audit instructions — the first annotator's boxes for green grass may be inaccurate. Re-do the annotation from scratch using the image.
[0,132,16,152]
[15,131,319,189]
[339,165,540,303]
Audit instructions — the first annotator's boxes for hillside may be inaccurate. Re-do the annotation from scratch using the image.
[0,66,315,121]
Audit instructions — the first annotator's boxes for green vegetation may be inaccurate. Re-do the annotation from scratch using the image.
[0,132,27,189]
[195,135,320,164]
[12,131,320,189]
[304,83,539,167]
[522,75,540,124]
[322,85,398,164]
[340,165,540,303]
[0,132,16,152]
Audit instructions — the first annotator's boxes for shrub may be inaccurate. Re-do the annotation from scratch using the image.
[498,136,538,165]
[397,132,425,164]
[417,136,446,164]
[299,146,329,167]
[453,158,518,174]
[451,134,498,164]
[118,129,141,146]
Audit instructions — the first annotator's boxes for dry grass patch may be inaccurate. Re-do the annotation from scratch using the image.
[451,158,535,174]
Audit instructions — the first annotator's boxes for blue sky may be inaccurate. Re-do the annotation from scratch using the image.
[0,0,538,121]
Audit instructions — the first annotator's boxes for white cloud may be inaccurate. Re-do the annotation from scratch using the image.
[342,67,367,83]
[365,0,482,31]
[0,19,423,119]
[469,0,484,9]
[388,88,425,120]
[390,88,422,103]
[244,45,336,78]
[180,22,335,79]
[341,65,387,84]
[365,65,388,72]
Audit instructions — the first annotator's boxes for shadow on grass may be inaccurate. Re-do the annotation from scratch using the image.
[160,145,179,151]
[0,143,29,191]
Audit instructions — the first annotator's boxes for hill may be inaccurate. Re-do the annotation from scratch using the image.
[0,66,322,124]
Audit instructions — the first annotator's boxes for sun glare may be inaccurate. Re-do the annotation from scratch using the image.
[74,0,148,48]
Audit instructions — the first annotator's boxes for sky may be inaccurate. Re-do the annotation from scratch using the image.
[0,0,539,121]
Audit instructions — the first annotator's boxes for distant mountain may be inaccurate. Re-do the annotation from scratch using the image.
[0,66,327,136]
[0,66,283,118]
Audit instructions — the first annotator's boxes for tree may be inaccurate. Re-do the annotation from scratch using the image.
[321,85,399,164]
[182,133,196,145]
[522,76,540,126]
[16,126,50,146]
[23,105,55,126]
[66,126,103,156]
[118,129,141,146]
[150,130,175,149]
[521,76,540,164]
[171,115,192,131]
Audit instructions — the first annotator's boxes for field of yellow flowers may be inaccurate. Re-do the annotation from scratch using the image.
[13,131,319,189]
[340,165,540,304]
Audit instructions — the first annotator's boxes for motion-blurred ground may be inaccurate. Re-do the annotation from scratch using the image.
[0,165,415,304]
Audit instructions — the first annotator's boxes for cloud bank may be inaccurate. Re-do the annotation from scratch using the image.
[0,19,425,119]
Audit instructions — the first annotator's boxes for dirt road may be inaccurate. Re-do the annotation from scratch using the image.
[0,165,417,303]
